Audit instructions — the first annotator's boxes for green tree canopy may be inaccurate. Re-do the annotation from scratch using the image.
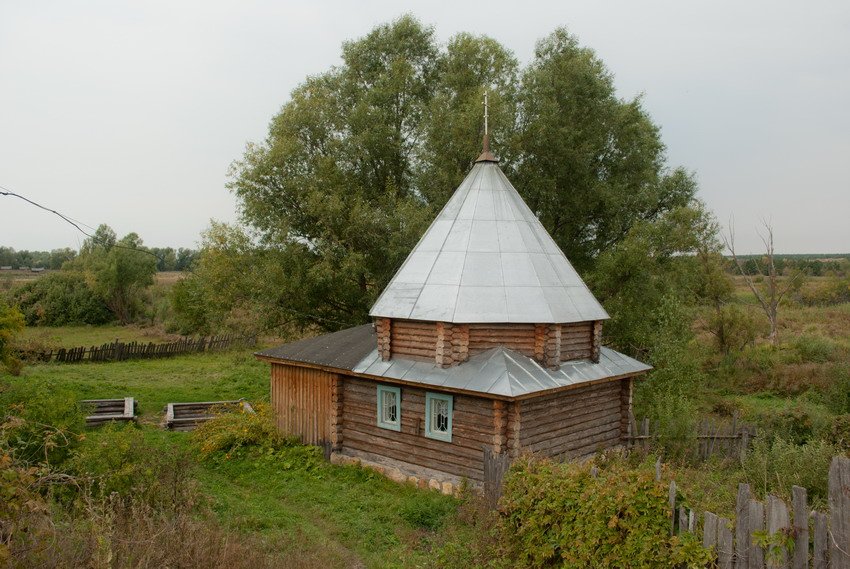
[222,16,711,342]
[71,224,157,324]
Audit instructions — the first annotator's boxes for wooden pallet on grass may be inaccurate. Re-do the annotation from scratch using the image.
[164,399,254,432]
[81,397,136,427]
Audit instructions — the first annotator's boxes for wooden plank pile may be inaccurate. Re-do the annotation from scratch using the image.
[164,399,255,432]
[81,397,136,427]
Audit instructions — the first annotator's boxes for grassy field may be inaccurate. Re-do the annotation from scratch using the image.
[14,350,269,421]
[4,274,850,565]
[2,340,458,568]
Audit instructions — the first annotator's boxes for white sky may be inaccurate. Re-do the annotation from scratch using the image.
[1,0,848,254]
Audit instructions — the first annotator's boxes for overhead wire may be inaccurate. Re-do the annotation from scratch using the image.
[1,183,360,331]
[0,184,163,262]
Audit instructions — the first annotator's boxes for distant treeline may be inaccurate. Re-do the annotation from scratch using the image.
[724,254,850,277]
[0,246,199,272]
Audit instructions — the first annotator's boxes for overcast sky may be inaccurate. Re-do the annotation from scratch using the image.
[1,1,848,254]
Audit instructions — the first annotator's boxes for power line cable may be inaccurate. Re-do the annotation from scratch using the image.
[0,184,163,262]
[1,184,361,330]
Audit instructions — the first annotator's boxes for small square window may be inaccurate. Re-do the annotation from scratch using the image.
[425,392,453,442]
[376,385,401,431]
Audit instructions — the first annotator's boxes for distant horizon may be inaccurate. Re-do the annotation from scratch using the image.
[2,241,849,261]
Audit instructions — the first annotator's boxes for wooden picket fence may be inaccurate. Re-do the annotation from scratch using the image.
[661,456,850,568]
[627,412,757,461]
[19,334,256,364]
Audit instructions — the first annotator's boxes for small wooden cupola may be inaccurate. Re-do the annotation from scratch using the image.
[370,127,609,371]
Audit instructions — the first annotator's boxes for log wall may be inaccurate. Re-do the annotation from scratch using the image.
[340,377,494,481]
[383,319,599,367]
[469,323,536,357]
[391,320,437,360]
[560,321,594,361]
[271,363,335,446]
[519,380,623,459]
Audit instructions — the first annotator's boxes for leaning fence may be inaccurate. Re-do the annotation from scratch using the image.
[662,456,850,568]
[626,411,758,461]
[18,334,256,364]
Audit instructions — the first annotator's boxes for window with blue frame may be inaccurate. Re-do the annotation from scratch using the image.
[425,392,453,442]
[376,385,401,431]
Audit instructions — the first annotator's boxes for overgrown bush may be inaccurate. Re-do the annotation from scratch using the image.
[0,380,83,465]
[706,304,762,355]
[0,449,57,565]
[638,392,699,462]
[742,436,839,503]
[499,455,711,568]
[0,299,25,375]
[747,401,832,445]
[792,334,838,363]
[191,403,286,458]
[10,271,112,326]
[797,276,850,306]
[824,415,850,452]
[66,423,195,507]
[823,364,850,414]
[0,449,288,569]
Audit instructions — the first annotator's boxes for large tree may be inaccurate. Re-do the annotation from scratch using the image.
[72,224,157,324]
[225,16,706,337]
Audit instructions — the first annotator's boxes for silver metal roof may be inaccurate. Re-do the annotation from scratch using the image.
[370,161,609,323]
[352,346,649,398]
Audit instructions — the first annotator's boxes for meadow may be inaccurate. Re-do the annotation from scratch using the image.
[3,273,850,567]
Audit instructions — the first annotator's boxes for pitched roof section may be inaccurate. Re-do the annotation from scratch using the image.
[256,325,376,370]
[369,161,609,323]
[353,345,648,398]
[256,324,650,398]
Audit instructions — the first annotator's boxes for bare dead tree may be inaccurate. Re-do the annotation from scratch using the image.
[723,220,799,346]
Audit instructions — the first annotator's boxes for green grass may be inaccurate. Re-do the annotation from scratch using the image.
[196,449,456,568]
[3,339,460,568]
[10,349,269,421]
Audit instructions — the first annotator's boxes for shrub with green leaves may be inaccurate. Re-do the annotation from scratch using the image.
[742,436,838,504]
[66,423,195,507]
[793,334,837,363]
[191,403,286,458]
[0,299,25,374]
[0,380,83,465]
[824,364,850,414]
[10,271,112,326]
[499,456,711,568]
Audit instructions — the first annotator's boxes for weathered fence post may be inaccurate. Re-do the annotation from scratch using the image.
[830,456,850,569]
[705,512,719,553]
[483,448,510,509]
[749,498,766,569]
[669,480,676,535]
[813,511,828,569]
[791,486,808,569]
[766,494,790,569]
[736,483,751,569]
[718,517,734,569]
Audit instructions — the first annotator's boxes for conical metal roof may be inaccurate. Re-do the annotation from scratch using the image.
[369,160,609,323]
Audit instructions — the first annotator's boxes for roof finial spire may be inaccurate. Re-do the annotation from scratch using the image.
[484,90,489,137]
[475,88,498,163]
